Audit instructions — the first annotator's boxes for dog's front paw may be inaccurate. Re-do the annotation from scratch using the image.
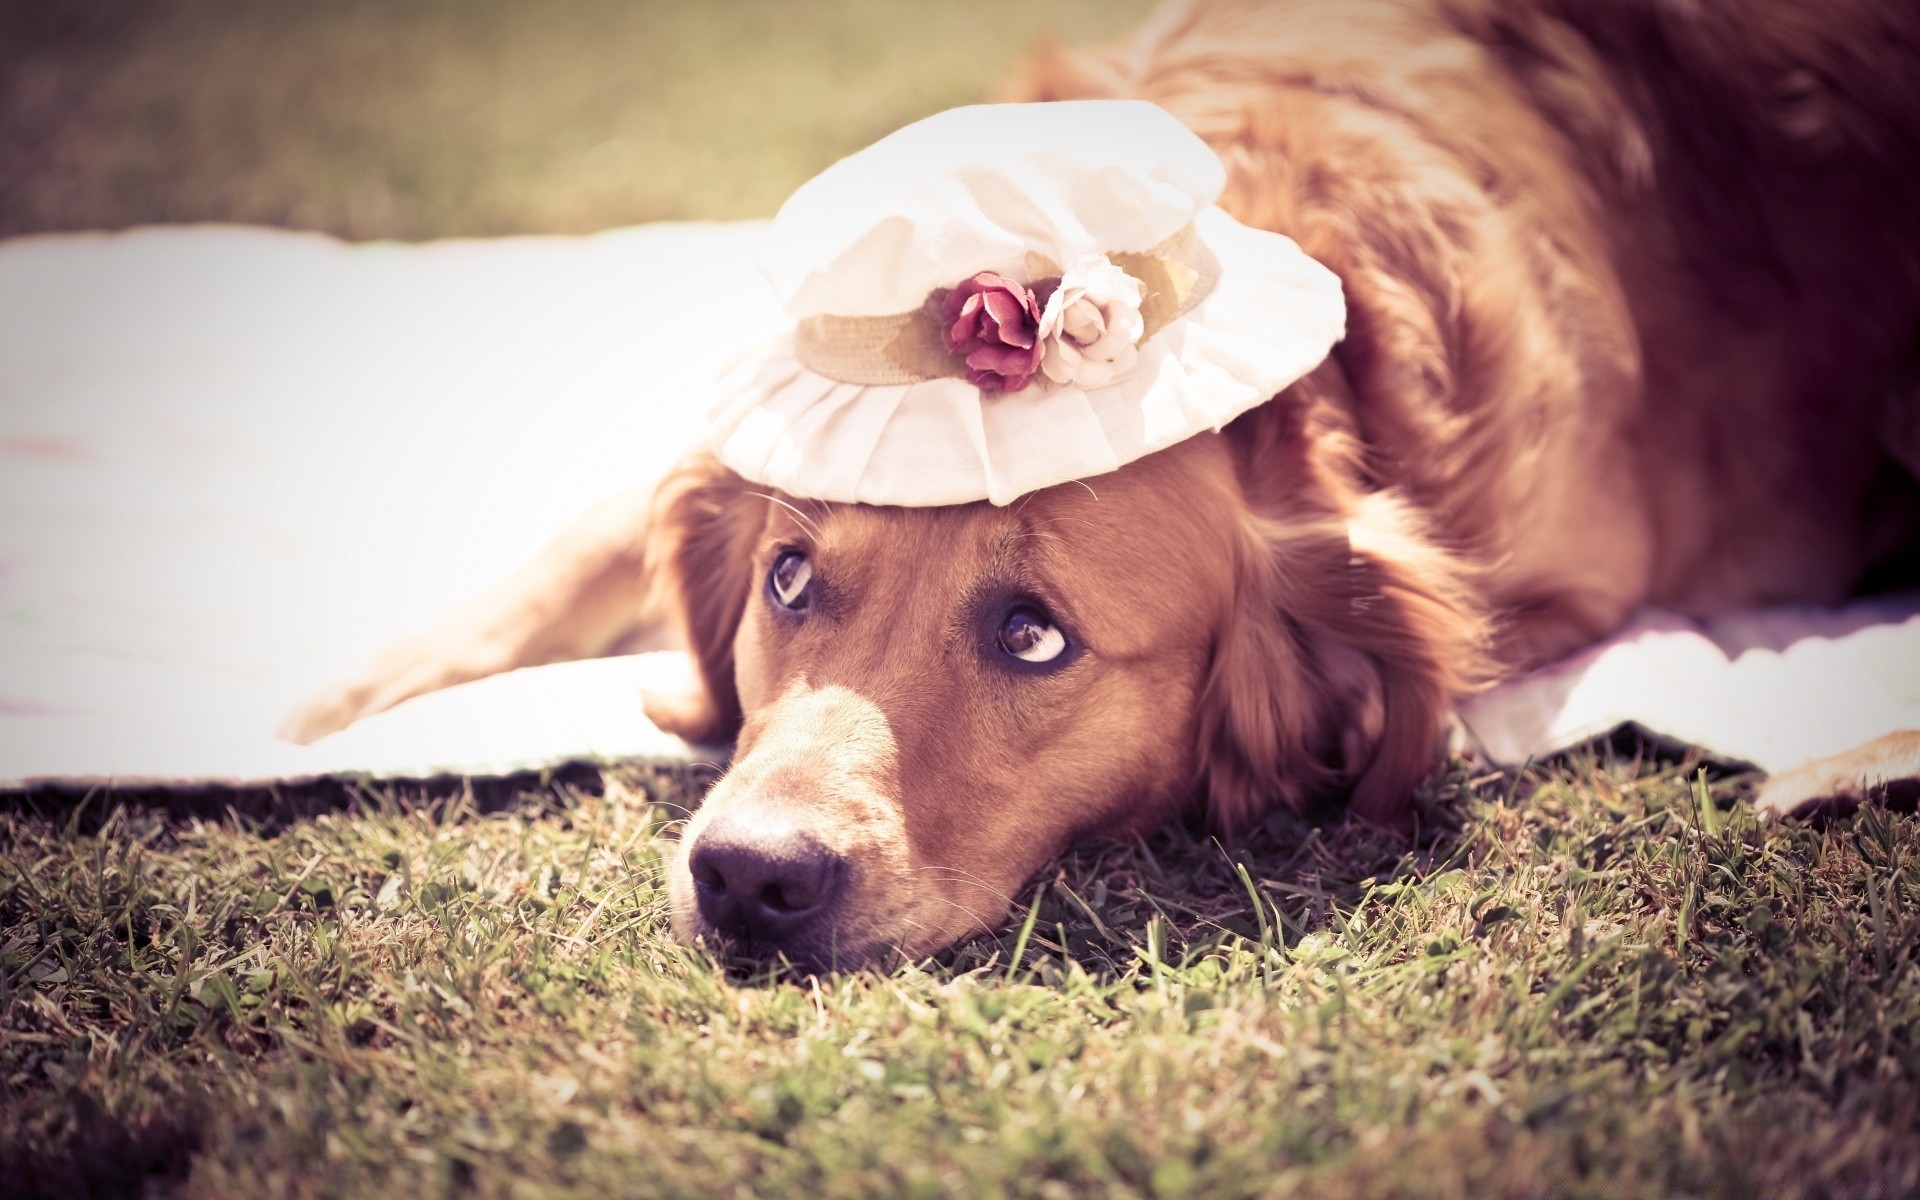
[277,637,516,744]
[1753,731,1920,820]
[277,683,370,745]
[278,673,422,744]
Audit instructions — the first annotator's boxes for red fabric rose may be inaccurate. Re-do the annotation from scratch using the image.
[940,272,1048,392]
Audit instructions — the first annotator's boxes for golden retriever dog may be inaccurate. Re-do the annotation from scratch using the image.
[284,0,1920,969]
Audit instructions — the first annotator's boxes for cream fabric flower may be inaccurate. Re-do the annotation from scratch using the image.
[1037,255,1146,390]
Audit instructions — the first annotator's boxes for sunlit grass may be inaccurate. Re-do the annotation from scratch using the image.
[4,757,1917,1197]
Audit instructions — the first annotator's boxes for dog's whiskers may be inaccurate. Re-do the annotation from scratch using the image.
[898,864,1018,908]
[1020,515,1099,534]
[749,491,826,541]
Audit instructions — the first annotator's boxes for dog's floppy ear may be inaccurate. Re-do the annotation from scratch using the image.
[641,453,763,744]
[1310,492,1490,826]
[1197,393,1488,832]
[1193,524,1332,831]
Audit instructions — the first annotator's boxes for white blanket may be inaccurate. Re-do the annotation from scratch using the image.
[1,224,1914,789]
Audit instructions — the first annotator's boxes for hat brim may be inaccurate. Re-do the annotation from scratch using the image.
[708,207,1346,507]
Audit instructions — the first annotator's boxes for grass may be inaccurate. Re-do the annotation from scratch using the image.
[0,0,1152,239]
[4,756,1918,1198]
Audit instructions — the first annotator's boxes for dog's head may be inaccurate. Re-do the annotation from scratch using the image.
[643,379,1485,970]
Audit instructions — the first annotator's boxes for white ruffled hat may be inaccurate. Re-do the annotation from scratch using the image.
[709,100,1346,507]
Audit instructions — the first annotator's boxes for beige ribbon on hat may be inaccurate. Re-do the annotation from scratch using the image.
[793,222,1221,387]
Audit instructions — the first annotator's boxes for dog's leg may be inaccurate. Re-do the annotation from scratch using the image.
[278,484,663,744]
[1752,731,1920,820]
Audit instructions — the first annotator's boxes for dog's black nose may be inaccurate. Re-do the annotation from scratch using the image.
[689,819,844,944]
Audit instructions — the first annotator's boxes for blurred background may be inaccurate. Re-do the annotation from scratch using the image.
[0,0,1155,241]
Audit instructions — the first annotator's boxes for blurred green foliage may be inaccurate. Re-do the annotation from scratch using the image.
[0,0,1153,239]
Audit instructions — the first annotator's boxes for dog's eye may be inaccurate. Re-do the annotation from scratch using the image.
[998,606,1066,664]
[768,549,813,611]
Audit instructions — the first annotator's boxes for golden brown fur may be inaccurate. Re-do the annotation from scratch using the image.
[286,0,1920,967]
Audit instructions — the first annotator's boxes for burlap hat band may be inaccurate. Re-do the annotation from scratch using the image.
[792,222,1220,388]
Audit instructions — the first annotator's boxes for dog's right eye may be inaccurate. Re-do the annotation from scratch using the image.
[767,549,813,612]
[997,606,1068,665]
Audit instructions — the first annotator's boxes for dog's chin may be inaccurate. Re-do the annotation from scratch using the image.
[709,935,878,977]
[669,910,892,975]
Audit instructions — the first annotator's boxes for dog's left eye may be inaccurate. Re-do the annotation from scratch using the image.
[768,549,813,611]
[998,606,1067,664]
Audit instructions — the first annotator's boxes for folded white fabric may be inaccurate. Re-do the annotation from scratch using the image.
[709,101,1347,506]
[0,222,766,787]
[1458,600,1920,774]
